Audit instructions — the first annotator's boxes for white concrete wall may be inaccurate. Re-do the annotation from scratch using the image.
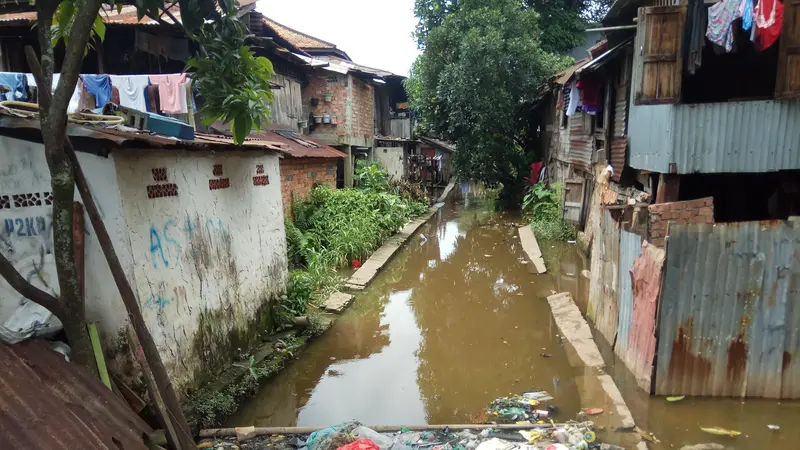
[376,147,405,180]
[0,135,135,351]
[113,149,287,392]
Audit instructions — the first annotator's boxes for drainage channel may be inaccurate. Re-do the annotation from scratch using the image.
[228,190,587,428]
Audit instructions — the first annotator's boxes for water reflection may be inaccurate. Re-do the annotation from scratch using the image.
[228,192,585,426]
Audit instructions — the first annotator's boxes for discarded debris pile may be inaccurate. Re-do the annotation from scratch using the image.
[199,420,621,450]
[481,391,557,424]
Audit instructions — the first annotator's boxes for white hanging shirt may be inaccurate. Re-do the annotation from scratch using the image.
[26,73,81,113]
[109,75,150,112]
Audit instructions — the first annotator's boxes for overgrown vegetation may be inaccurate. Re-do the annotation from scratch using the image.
[185,334,307,429]
[281,162,429,327]
[522,183,575,241]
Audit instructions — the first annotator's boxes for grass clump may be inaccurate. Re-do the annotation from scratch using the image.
[522,183,575,241]
[280,161,429,328]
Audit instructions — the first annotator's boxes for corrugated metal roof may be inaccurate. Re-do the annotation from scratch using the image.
[628,100,800,174]
[0,0,257,26]
[0,113,288,154]
[577,38,633,75]
[419,136,456,153]
[260,130,346,158]
[655,220,800,399]
[553,58,591,86]
[0,340,151,450]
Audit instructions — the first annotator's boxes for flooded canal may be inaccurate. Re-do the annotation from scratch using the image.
[230,188,800,450]
[230,190,586,426]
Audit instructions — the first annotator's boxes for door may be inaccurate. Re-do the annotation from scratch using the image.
[563,179,586,225]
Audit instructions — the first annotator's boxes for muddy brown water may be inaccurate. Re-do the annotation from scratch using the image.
[230,190,585,426]
[230,189,800,449]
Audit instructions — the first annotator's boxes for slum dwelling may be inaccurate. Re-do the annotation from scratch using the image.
[537,0,800,399]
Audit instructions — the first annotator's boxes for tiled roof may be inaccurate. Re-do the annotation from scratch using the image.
[262,17,337,50]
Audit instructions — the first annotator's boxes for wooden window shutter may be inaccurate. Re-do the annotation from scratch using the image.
[776,0,800,98]
[634,6,686,105]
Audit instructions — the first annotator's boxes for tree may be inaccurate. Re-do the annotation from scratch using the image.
[0,1,274,445]
[406,0,570,205]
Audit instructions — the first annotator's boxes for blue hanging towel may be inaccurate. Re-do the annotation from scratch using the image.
[0,73,27,101]
[81,74,112,107]
[742,0,754,30]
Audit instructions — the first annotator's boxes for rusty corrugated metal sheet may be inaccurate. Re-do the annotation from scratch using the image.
[0,340,151,450]
[616,230,642,356]
[617,238,665,392]
[260,130,346,158]
[588,209,620,345]
[655,220,800,398]
[628,100,800,173]
[568,114,592,173]
[553,58,591,86]
[0,0,257,25]
[610,138,627,182]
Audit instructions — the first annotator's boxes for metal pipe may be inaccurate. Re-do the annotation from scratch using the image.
[585,24,638,32]
[199,424,560,438]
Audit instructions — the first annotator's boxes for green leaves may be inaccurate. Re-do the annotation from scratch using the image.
[409,0,570,191]
[187,15,275,144]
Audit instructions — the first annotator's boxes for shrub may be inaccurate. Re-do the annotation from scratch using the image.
[280,163,428,328]
[522,183,575,241]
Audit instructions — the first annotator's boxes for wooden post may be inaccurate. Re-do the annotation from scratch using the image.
[24,46,195,450]
[655,173,680,203]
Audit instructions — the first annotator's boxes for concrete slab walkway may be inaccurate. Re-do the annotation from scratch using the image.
[547,292,641,442]
[518,226,547,274]
[345,179,457,291]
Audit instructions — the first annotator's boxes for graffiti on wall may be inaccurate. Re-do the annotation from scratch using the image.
[0,213,57,299]
[149,215,230,269]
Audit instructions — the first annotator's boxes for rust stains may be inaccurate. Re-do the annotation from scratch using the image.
[726,333,748,382]
[784,351,793,373]
[668,318,712,386]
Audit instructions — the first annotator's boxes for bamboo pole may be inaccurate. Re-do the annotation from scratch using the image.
[200,423,561,438]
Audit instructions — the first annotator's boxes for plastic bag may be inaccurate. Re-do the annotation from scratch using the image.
[352,426,394,450]
[337,439,380,450]
[308,422,359,450]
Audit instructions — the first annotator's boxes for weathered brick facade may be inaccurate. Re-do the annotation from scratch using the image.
[280,158,337,216]
[351,76,375,140]
[302,71,374,141]
[304,72,348,136]
[648,197,714,247]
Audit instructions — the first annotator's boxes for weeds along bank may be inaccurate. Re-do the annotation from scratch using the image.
[522,183,575,242]
[283,161,430,323]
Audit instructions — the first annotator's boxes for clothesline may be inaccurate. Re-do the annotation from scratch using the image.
[0,72,195,117]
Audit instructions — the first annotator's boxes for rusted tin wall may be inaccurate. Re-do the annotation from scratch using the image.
[620,240,665,392]
[588,209,620,345]
[568,114,593,173]
[655,220,800,398]
[616,230,642,355]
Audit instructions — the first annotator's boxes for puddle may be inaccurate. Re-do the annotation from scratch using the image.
[229,189,586,426]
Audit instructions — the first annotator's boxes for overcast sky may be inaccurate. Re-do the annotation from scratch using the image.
[256,0,420,76]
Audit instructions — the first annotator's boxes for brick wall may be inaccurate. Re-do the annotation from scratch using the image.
[280,158,337,216]
[648,197,714,247]
[351,76,375,139]
[303,72,347,136]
